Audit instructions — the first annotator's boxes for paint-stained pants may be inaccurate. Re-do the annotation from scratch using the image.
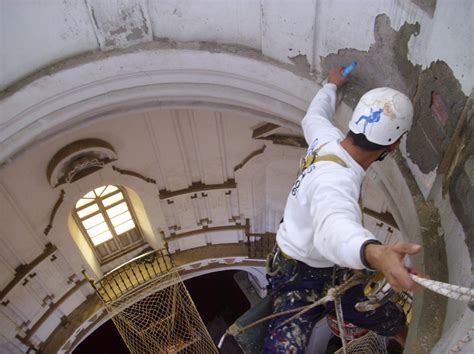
[261,248,406,354]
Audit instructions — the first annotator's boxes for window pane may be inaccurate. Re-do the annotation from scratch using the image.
[77,204,99,218]
[91,230,113,245]
[87,222,110,237]
[94,186,106,197]
[102,185,118,196]
[82,213,105,229]
[76,198,94,208]
[102,192,124,207]
[111,211,132,227]
[84,191,95,199]
[106,202,128,218]
[115,220,135,235]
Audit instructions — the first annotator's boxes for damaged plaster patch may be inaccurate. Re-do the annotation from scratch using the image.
[321,14,421,110]
[407,61,467,174]
[288,54,311,74]
[87,0,152,50]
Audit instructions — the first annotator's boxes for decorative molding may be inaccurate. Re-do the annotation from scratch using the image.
[178,258,265,278]
[44,190,65,236]
[112,165,157,184]
[22,280,88,343]
[1,48,311,166]
[255,134,307,148]
[252,122,307,148]
[159,180,236,199]
[0,243,57,301]
[252,122,280,138]
[362,207,399,229]
[47,139,117,187]
[234,146,266,172]
[60,307,108,353]
[167,224,245,241]
[65,158,104,183]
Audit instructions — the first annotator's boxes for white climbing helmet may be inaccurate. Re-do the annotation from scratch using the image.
[349,87,414,146]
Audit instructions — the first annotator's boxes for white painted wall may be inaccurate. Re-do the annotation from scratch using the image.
[0,0,98,88]
[408,0,474,95]
[2,0,471,95]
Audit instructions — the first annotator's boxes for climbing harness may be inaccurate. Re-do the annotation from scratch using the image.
[219,272,365,350]
[355,272,413,324]
[299,142,347,174]
[292,141,348,197]
[219,272,474,352]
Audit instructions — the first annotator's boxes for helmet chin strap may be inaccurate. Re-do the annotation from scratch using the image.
[376,149,390,162]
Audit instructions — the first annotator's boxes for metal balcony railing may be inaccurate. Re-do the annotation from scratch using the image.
[84,232,274,304]
[246,232,276,259]
[89,248,174,303]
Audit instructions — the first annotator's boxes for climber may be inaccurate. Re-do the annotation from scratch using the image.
[262,67,422,353]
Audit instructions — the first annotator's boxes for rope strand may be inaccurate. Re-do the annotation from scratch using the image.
[410,274,474,303]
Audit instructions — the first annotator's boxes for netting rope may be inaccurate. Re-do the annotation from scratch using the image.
[100,269,218,354]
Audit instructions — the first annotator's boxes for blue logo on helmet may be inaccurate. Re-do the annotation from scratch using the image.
[355,108,383,134]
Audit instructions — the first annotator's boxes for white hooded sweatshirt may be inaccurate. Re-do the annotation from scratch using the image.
[276,83,377,270]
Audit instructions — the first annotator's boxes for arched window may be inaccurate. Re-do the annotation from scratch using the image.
[74,185,144,263]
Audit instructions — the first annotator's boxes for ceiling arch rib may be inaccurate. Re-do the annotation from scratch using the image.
[0,49,318,166]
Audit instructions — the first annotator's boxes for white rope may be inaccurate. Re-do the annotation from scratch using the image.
[334,294,348,354]
[217,332,227,349]
[410,274,474,303]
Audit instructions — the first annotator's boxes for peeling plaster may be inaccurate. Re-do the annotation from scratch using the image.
[288,54,312,75]
[86,0,152,50]
[321,14,421,110]
[407,61,467,174]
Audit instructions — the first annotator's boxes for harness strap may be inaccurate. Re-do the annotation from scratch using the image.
[300,142,348,173]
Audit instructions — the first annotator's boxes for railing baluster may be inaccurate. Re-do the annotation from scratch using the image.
[136,261,145,283]
[124,264,133,288]
[118,270,129,291]
[112,277,122,299]
[142,261,151,280]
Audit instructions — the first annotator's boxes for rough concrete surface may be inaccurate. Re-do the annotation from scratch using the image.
[393,151,448,354]
[407,61,467,174]
[321,14,421,110]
